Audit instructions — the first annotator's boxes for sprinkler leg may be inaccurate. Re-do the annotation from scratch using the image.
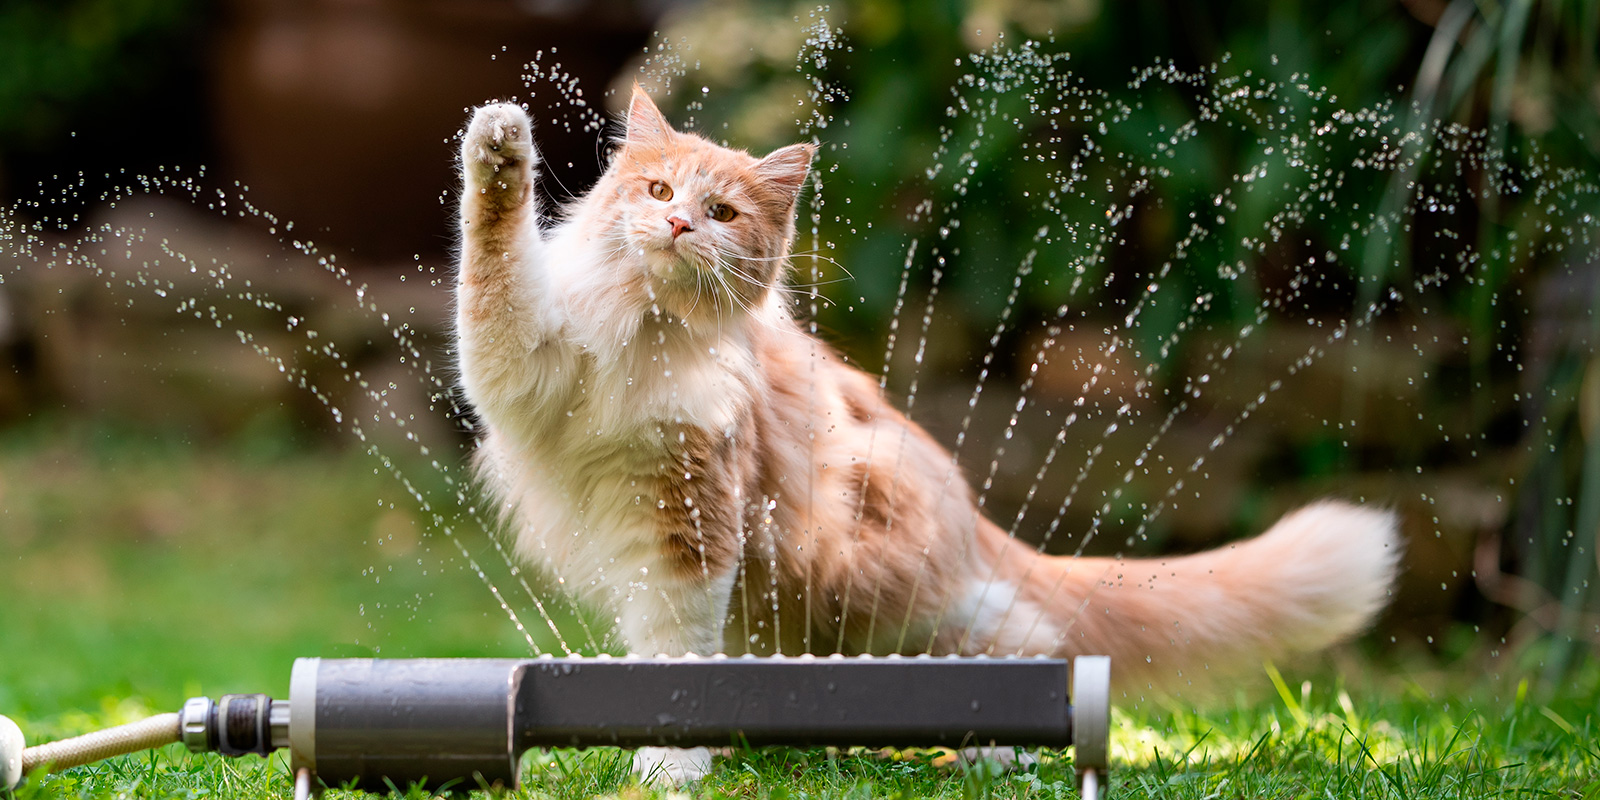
[1080,767,1100,800]
[293,767,314,800]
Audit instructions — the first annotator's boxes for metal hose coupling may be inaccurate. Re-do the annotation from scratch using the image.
[179,695,289,757]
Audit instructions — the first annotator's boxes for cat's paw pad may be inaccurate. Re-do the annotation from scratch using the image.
[632,746,712,786]
[464,103,537,170]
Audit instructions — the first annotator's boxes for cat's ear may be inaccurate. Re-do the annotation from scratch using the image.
[756,143,816,206]
[626,83,673,147]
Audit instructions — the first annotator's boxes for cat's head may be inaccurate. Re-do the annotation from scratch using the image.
[587,84,814,325]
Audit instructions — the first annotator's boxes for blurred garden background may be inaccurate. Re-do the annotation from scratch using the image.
[1,0,1598,773]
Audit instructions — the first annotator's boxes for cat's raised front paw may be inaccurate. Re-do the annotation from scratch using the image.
[463,103,538,175]
[632,746,712,786]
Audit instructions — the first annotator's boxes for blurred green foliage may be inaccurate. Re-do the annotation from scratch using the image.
[662,0,1598,355]
[0,0,207,193]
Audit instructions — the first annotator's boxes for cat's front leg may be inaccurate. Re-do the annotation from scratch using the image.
[456,103,574,422]
[620,568,739,786]
[615,569,738,657]
[633,746,714,786]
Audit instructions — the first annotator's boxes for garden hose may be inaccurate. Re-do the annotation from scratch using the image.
[16,714,181,776]
[1,695,281,791]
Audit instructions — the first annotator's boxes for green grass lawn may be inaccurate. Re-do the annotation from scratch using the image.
[6,667,1597,799]
[2,419,1597,799]
[0,419,557,720]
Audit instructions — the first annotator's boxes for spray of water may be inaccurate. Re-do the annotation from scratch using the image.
[3,8,1597,676]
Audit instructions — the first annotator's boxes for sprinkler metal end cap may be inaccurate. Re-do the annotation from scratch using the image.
[0,714,24,790]
[1071,655,1111,775]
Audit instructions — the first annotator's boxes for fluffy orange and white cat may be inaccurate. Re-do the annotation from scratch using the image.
[454,85,1401,780]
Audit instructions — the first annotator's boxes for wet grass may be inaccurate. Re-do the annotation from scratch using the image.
[2,419,1597,798]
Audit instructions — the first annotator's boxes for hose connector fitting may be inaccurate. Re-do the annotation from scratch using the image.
[178,695,281,757]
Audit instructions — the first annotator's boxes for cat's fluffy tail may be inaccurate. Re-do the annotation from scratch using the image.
[963,501,1402,692]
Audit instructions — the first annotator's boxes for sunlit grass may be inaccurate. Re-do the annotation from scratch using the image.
[1103,660,1600,799]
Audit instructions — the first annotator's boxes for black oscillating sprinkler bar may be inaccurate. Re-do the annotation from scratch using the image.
[1,655,1112,799]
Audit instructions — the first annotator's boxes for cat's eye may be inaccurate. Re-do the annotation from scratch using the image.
[708,203,738,223]
[649,181,673,201]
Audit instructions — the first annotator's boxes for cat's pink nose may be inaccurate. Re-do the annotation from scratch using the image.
[667,216,694,238]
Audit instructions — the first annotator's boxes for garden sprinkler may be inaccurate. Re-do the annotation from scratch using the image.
[1,655,1112,799]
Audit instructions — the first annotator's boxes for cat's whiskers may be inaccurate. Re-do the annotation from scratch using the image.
[787,276,854,289]
[706,253,768,319]
[684,264,705,321]
[706,246,773,275]
[703,245,846,293]
[727,247,857,284]
[706,248,778,295]
[715,261,769,296]
[707,261,753,318]
[704,262,728,333]
[685,252,739,332]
